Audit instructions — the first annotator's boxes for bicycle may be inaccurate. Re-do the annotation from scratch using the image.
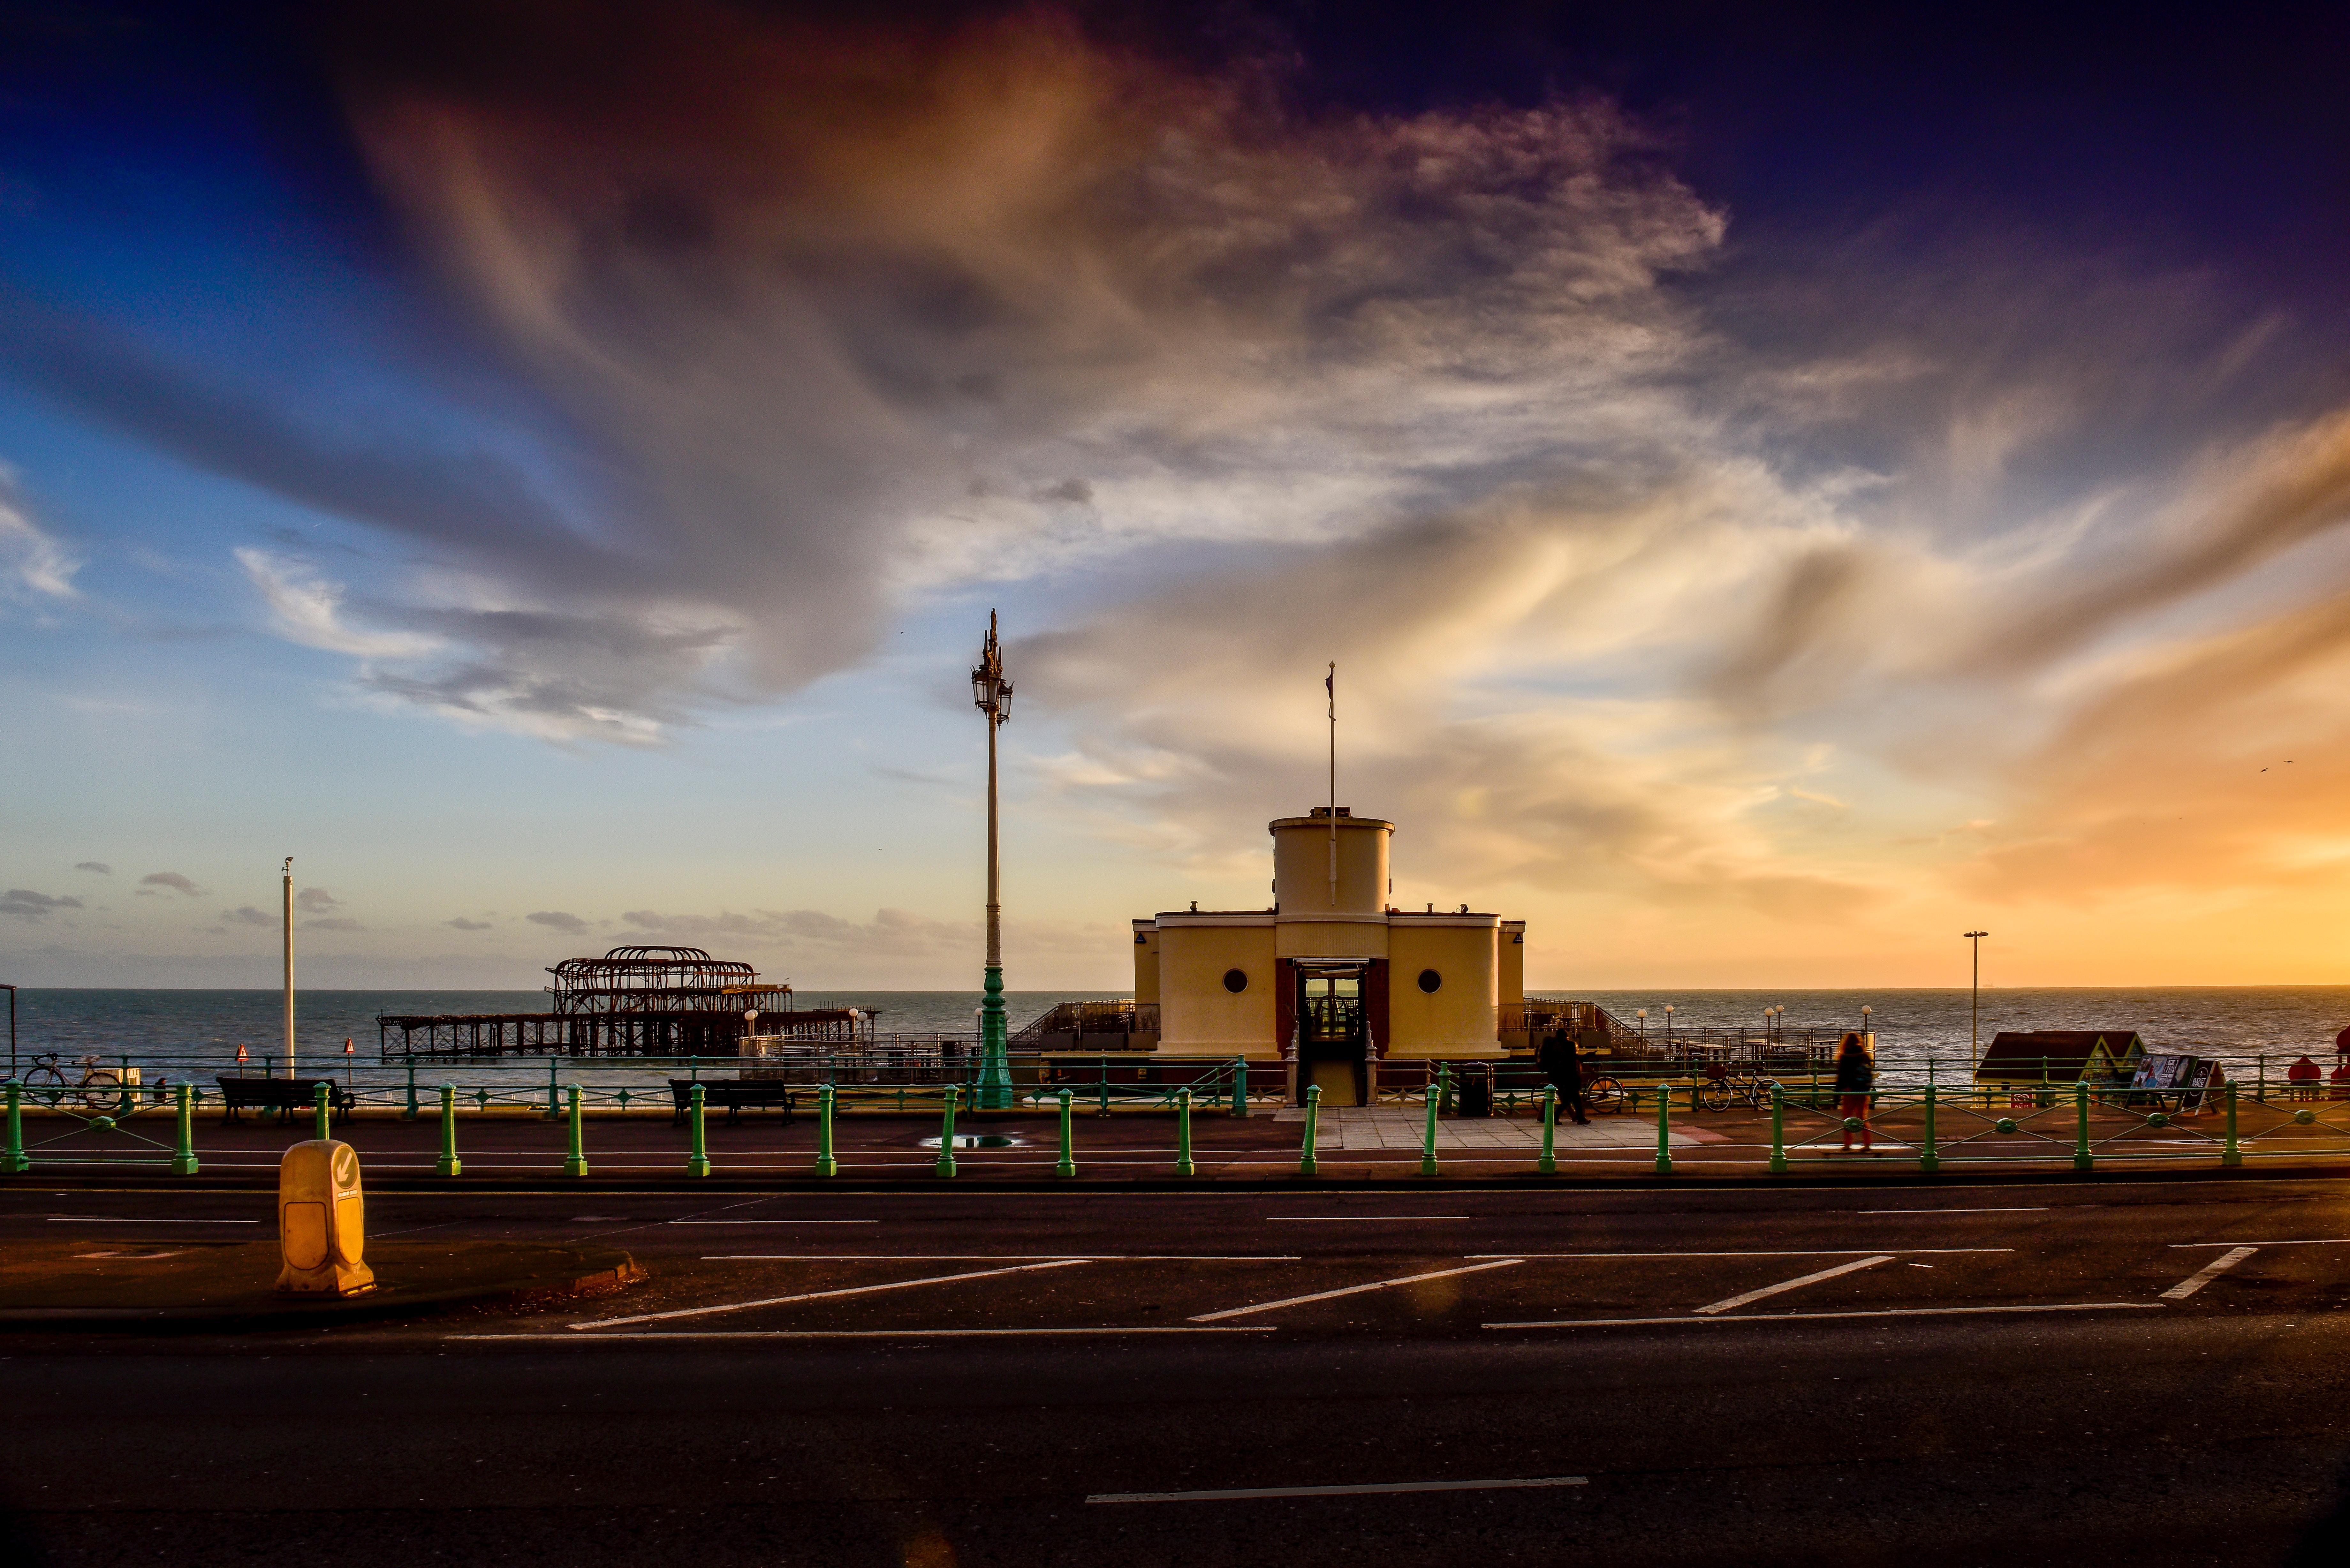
[1584,1075,1625,1112]
[19,1053,133,1113]
[1694,1062,1776,1112]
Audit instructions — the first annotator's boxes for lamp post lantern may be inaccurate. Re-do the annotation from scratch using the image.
[972,612,1015,1110]
[1963,932,1990,1065]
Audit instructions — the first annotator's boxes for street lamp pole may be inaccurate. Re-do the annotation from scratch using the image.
[972,613,1015,1111]
[1963,931,1989,1066]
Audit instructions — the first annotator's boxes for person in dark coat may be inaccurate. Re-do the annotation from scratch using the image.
[1539,1029,1589,1125]
[1835,1032,1875,1152]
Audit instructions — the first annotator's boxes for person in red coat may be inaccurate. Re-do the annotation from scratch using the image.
[2288,1054,2322,1101]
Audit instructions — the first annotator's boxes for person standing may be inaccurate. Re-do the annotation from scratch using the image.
[1835,1031,1875,1153]
[1539,1029,1590,1125]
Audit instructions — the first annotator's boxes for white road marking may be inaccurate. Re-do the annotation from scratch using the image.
[44,1217,258,1224]
[705,1254,1300,1262]
[2170,1238,2350,1248]
[1265,1216,1470,1222]
[2162,1246,2257,1300]
[1694,1255,1893,1315]
[570,1259,1089,1330]
[1487,1302,2167,1328]
[1088,1475,1588,1504]
[1469,1249,2008,1259]
[667,1219,879,1225]
[456,1327,1274,1341]
[1190,1260,1524,1322]
[1863,1207,2050,1214]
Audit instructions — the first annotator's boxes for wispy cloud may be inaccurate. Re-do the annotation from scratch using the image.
[1,889,83,920]
[0,481,79,599]
[137,871,206,897]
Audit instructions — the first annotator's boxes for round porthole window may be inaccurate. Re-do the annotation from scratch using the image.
[1223,968,1249,993]
[1418,969,1442,993]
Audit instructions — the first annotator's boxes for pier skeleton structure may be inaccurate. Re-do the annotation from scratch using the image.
[1131,806,1525,1106]
[376,946,861,1060]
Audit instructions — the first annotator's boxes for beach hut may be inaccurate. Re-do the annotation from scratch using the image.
[1974,1031,2146,1101]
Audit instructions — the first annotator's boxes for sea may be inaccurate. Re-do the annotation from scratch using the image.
[7,987,2347,1087]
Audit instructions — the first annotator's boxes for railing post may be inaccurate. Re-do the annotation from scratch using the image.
[2257,1056,2267,1104]
[2222,1081,2241,1168]
[564,1084,588,1177]
[935,1085,959,1178]
[1769,1083,1787,1174]
[1654,1080,1674,1175]
[1920,1084,1939,1174]
[436,1083,462,1177]
[1176,1088,1195,1177]
[1299,1082,1321,1176]
[171,1082,199,1176]
[2073,1081,2094,1171]
[813,1084,836,1178]
[312,1081,331,1142]
[1231,1058,1247,1119]
[687,1083,711,1178]
[404,1060,418,1121]
[1419,1066,1444,1177]
[1538,1085,1557,1175]
[1098,1062,1111,1118]
[546,1056,560,1120]
[4,1080,24,1174]
[1055,1088,1076,1178]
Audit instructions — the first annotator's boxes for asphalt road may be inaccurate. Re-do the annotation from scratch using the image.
[5,1176,2350,1566]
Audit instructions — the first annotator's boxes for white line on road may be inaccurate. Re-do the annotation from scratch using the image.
[1694,1255,1892,1315]
[2171,1238,2350,1248]
[1468,1249,2010,1259]
[1487,1302,2167,1329]
[666,1219,880,1225]
[570,1259,1090,1330]
[455,1327,1275,1341]
[1862,1207,2051,1214]
[1190,1260,1523,1322]
[44,1217,258,1224]
[704,1254,1301,1262]
[1088,1475,1588,1504]
[1264,1216,1470,1222]
[2162,1246,2257,1300]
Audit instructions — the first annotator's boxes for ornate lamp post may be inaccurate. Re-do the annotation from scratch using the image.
[972,613,1015,1110]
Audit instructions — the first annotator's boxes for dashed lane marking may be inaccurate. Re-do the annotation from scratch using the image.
[455,1327,1274,1341]
[1088,1475,1588,1504]
[1467,1249,2010,1259]
[1190,1259,1524,1322]
[1862,1207,2051,1214]
[1486,1302,2166,1329]
[2171,1238,2350,1247]
[570,1259,1090,1331]
[44,1217,259,1224]
[2162,1246,2258,1300]
[704,1254,1300,1262]
[1694,1255,1892,1315]
[1265,1216,1470,1222]
[666,1219,879,1225]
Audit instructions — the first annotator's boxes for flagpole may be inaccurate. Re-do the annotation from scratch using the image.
[281,857,295,1077]
[1326,662,1337,902]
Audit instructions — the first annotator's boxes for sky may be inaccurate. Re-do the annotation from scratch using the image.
[2,0,2347,991]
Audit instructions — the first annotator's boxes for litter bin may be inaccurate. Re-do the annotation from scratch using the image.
[1454,1063,1494,1118]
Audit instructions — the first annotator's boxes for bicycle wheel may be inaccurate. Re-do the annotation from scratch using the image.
[1696,1078,1733,1112]
[22,1065,69,1107]
[76,1068,124,1113]
[1584,1076,1623,1112]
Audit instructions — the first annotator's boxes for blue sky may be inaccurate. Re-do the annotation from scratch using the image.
[4,2,2349,990]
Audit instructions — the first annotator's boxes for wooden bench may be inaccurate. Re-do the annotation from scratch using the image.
[669,1079,799,1126]
[215,1076,355,1124]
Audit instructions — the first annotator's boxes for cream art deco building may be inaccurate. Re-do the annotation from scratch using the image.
[1131,806,1525,1105]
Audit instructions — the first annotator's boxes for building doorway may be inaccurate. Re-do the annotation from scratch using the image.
[1297,967,1367,1106]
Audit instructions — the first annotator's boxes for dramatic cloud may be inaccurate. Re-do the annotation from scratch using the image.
[137,872,206,896]
[526,909,590,933]
[1,889,83,920]
[72,861,111,875]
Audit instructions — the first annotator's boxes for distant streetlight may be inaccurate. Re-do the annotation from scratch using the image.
[1963,932,1990,1065]
[1664,1003,1675,1039]
[1861,1003,1874,1038]
[1636,1008,1648,1039]
[972,613,1015,1110]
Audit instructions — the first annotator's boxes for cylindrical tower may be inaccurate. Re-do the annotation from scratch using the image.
[1270,808,1392,958]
